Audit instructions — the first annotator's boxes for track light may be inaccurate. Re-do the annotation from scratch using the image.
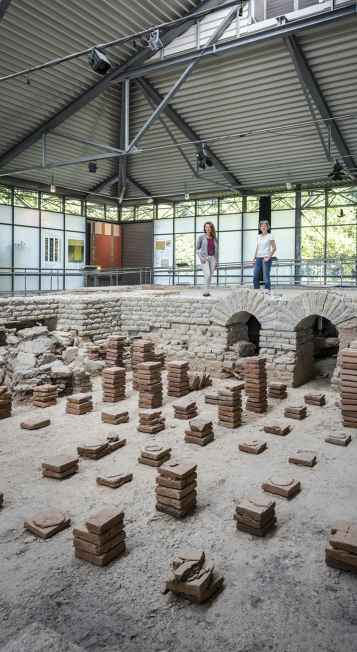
[197,145,213,170]
[147,197,154,204]
[147,29,163,51]
[133,39,137,48]
[88,47,111,75]
[286,171,292,190]
[89,162,97,173]
[239,4,243,17]
[328,161,345,181]
[184,183,189,200]
[26,72,30,84]
[50,175,56,193]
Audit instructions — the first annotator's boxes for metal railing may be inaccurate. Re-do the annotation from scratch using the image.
[1,258,356,295]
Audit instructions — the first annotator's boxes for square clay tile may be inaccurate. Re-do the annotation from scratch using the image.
[85,506,125,535]
[20,417,51,430]
[238,438,267,454]
[158,459,197,480]
[264,421,290,436]
[262,475,300,498]
[288,451,316,467]
[96,473,132,488]
[325,432,351,446]
[42,454,79,472]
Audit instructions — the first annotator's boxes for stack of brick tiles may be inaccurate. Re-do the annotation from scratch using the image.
[73,506,126,566]
[132,340,154,390]
[167,361,189,397]
[339,341,357,428]
[87,344,107,360]
[72,370,92,394]
[245,357,268,413]
[173,397,197,420]
[33,384,58,408]
[66,393,93,415]
[106,335,125,367]
[217,383,244,428]
[138,361,163,409]
[325,520,357,575]
[155,459,197,518]
[0,386,13,420]
[234,494,276,537]
[102,366,126,403]
[137,409,165,434]
[267,382,287,399]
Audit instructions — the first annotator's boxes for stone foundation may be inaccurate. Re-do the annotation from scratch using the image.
[1,287,357,392]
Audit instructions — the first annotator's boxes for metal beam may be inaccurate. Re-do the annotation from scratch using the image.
[284,34,356,174]
[135,81,198,177]
[86,173,119,199]
[0,0,224,169]
[126,175,151,197]
[135,77,241,188]
[127,4,240,152]
[111,5,357,83]
[0,0,12,21]
[118,80,129,202]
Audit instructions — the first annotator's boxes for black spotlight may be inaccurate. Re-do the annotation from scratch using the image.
[89,162,97,173]
[88,47,111,75]
[328,162,346,181]
[133,38,137,48]
[197,146,213,170]
[239,4,243,17]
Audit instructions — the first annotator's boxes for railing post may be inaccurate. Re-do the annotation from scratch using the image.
[24,268,26,294]
[225,267,226,287]
[340,258,343,286]
[139,268,142,285]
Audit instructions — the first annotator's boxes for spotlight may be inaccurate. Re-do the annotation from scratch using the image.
[286,181,292,190]
[147,197,154,204]
[133,38,137,48]
[147,29,163,52]
[185,192,190,200]
[197,146,213,170]
[50,175,56,193]
[88,47,111,75]
[89,162,97,173]
[26,72,30,84]
[328,161,346,181]
[239,4,243,17]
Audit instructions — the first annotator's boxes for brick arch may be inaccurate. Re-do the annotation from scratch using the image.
[210,289,271,328]
[291,292,355,328]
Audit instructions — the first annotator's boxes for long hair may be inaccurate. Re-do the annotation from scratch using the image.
[203,221,216,238]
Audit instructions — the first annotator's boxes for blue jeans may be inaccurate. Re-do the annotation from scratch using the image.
[253,257,272,290]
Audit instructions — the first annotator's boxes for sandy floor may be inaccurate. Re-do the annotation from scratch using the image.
[1,373,356,652]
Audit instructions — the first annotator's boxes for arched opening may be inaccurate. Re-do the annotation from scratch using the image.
[295,314,339,385]
[223,311,261,378]
[311,316,339,379]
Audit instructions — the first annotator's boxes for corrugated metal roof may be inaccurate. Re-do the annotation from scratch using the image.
[0,0,201,195]
[0,0,356,200]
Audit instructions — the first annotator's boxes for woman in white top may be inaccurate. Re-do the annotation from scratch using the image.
[252,220,276,291]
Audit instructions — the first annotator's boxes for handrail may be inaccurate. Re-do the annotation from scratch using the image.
[0,257,356,295]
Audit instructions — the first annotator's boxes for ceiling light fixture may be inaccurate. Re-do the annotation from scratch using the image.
[133,38,137,48]
[286,171,292,190]
[147,197,154,204]
[328,160,346,181]
[197,145,213,170]
[239,4,243,17]
[88,47,111,75]
[89,161,97,173]
[26,72,30,84]
[184,183,189,200]
[50,175,56,193]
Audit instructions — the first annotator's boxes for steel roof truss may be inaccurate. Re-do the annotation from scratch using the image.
[126,4,240,153]
[284,34,356,175]
[135,77,241,189]
[0,0,223,169]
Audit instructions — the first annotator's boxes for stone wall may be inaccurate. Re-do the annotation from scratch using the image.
[1,287,357,391]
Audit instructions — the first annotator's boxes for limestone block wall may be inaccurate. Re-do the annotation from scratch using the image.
[2,287,357,389]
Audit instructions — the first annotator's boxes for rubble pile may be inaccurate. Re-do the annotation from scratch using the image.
[160,549,224,603]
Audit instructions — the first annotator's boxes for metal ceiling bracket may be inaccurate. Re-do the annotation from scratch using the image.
[0,0,12,21]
